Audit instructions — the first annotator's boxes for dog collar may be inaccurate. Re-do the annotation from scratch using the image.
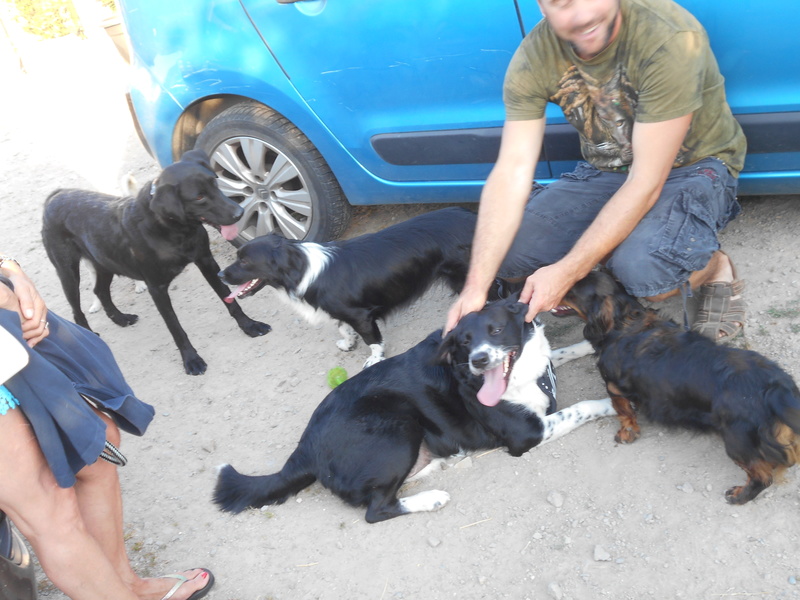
[537,360,557,415]
[149,178,158,197]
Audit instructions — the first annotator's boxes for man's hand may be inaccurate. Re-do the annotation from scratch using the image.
[444,285,488,334]
[519,263,576,323]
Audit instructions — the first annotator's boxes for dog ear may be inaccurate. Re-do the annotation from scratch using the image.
[583,296,615,342]
[434,328,458,365]
[487,278,524,302]
[180,149,212,171]
[151,184,186,223]
[508,298,526,312]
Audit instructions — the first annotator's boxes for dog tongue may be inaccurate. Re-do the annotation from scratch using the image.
[223,283,248,304]
[219,224,238,241]
[477,364,506,407]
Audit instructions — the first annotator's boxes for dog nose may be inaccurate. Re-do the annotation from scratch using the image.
[470,351,489,370]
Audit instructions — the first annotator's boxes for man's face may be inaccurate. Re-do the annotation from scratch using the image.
[538,0,622,60]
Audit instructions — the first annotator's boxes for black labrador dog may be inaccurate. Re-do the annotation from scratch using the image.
[42,149,271,375]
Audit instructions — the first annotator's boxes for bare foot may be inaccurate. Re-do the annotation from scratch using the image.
[137,568,213,600]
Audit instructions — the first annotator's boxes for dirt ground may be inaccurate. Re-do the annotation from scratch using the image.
[2,32,800,600]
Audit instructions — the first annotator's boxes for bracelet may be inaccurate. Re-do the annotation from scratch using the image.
[0,255,19,270]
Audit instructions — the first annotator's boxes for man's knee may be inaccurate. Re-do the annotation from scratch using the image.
[607,246,686,299]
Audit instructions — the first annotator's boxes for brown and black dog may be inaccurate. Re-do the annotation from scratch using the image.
[560,269,800,504]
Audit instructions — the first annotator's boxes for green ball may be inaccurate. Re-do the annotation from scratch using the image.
[327,366,348,389]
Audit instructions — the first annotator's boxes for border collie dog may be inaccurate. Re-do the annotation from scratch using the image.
[560,270,800,504]
[213,298,613,523]
[219,207,476,367]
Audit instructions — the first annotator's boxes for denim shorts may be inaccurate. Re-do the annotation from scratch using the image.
[497,157,741,297]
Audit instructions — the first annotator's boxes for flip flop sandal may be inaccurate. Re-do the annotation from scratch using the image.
[159,568,215,600]
[692,255,745,342]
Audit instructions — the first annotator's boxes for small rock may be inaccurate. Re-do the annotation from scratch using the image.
[547,491,564,508]
[594,545,612,562]
[547,582,564,599]
[677,482,694,493]
[427,537,441,548]
[477,575,487,585]
[789,575,797,585]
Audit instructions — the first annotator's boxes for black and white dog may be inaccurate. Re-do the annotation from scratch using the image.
[213,298,612,523]
[42,150,271,375]
[219,207,476,367]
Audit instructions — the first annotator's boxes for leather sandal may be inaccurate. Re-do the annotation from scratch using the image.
[692,252,745,342]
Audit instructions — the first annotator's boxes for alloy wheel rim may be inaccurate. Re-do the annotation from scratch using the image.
[210,136,313,240]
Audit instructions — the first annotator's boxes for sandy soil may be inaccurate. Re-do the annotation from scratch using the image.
[2,32,800,600]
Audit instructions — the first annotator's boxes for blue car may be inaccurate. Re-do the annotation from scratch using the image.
[118,0,800,242]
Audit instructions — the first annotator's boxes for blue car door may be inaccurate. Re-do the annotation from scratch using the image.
[239,0,551,183]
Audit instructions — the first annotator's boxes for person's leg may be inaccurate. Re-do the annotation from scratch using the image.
[497,162,628,279]
[72,410,211,600]
[0,406,139,600]
[606,158,743,337]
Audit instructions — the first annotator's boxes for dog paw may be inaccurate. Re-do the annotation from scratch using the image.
[88,297,102,314]
[134,281,148,294]
[183,355,208,376]
[242,320,272,337]
[336,339,356,351]
[725,486,747,504]
[424,490,451,511]
[400,490,451,514]
[111,313,139,327]
[614,427,640,444]
[363,355,385,369]
[724,485,761,505]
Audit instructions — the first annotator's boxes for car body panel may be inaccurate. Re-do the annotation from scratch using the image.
[119,0,800,207]
[240,0,522,181]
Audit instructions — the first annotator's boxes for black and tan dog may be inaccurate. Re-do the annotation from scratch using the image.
[42,150,271,375]
[560,269,800,504]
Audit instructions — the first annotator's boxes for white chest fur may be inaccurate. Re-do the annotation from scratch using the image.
[503,324,553,417]
[277,243,336,325]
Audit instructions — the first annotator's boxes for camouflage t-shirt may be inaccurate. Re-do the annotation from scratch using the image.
[503,0,746,175]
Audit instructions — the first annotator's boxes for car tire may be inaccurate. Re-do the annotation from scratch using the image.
[195,102,351,243]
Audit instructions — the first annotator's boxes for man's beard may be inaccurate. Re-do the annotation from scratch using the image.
[569,9,619,59]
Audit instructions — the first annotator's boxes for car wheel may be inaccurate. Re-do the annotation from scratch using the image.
[195,102,351,243]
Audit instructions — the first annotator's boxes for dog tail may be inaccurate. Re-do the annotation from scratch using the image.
[120,172,138,197]
[761,380,800,466]
[213,453,316,514]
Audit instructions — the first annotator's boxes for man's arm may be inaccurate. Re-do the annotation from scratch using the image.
[520,113,693,320]
[445,118,546,332]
